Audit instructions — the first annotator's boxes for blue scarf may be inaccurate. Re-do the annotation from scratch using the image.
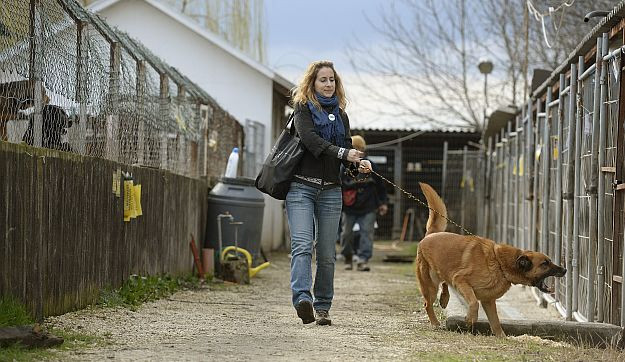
[307,93,346,147]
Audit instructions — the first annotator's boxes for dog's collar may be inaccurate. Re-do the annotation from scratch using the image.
[493,244,515,283]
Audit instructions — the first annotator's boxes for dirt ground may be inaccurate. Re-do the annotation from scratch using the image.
[44,246,624,361]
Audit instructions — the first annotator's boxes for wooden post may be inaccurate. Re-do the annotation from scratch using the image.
[106,42,120,161]
[159,74,169,169]
[177,85,186,175]
[76,21,90,155]
[200,104,211,177]
[136,60,146,165]
[29,0,43,148]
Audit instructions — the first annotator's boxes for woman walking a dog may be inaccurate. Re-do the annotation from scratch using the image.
[287,60,371,326]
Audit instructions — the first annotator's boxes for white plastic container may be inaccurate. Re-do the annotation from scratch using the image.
[224,147,239,178]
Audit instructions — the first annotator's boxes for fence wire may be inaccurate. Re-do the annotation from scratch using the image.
[0,0,242,179]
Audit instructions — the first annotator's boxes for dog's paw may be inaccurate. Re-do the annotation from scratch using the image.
[465,314,477,327]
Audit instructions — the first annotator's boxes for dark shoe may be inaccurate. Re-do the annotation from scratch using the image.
[315,310,332,326]
[345,263,353,270]
[357,262,370,272]
[295,300,315,324]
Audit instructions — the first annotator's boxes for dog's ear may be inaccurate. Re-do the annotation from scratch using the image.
[516,255,532,272]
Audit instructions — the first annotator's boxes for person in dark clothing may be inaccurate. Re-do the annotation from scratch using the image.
[340,135,388,271]
[286,60,372,326]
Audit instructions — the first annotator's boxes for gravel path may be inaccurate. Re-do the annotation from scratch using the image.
[44,249,621,361]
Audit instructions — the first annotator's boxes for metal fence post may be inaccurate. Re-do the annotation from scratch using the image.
[565,62,578,320]
[573,55,585,314]
[531,98,541,251]
[497,129,506,242]
[442,141,448,200]
[554,74,565,299]
[392,141,403,240]
[525,99,533,251]
[587,36,603,322]
[541,87,552,256]
[516,113,524,249]
[461,145,468,235]
[484,137,492,237]
[503,123,511,241]
[494,134,501,241]
[513,117,519,247]
[596,33,609,322]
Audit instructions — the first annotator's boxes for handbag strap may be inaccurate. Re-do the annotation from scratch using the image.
[285,112,297,136]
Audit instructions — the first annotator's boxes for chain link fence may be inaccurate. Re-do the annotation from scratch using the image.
[0,0,242,179]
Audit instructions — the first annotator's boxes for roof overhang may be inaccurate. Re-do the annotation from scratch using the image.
[89,0,294,92]
[484,105,519,141]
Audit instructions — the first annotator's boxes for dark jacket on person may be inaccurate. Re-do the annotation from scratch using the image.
[292,102,355,189]
[341,158,388,215]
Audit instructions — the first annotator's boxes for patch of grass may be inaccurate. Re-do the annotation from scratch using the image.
[402,241,419,257]
[0,296,35,328]
[0,328,107,362]
[98,273,201,309]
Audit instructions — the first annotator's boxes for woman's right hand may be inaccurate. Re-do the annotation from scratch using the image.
[347,149,364,163]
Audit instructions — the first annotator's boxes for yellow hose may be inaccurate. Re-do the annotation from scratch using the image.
[221,246,270,278]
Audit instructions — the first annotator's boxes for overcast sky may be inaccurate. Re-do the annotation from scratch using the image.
[265,0,390,77]
[264,0,412,129]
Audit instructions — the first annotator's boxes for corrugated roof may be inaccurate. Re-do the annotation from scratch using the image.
[353,126,477,134]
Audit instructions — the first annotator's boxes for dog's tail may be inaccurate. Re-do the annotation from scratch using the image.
[419,182,447,235]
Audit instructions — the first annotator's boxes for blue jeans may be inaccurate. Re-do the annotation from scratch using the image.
[286,182,342,311]
[341,211,376,262]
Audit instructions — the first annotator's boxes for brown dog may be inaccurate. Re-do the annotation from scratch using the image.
[415,182,566,337]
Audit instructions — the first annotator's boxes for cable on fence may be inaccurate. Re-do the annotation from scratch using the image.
[526,0,576,49]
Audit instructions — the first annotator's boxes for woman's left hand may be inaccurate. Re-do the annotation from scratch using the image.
[358,160,372,173]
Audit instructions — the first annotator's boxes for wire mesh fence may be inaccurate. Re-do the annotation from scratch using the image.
[0,0,242,179]
[448,32,625,326]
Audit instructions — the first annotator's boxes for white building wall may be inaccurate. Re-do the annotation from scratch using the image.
[97,1,283,252]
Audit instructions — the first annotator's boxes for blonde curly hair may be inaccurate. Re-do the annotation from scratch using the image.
[351,135,366,152]
[291,60,347,110]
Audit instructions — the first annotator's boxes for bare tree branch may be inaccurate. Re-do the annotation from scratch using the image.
[347,0,619,132]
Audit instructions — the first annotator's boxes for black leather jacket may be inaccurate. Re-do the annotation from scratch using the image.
[292,102,355,189]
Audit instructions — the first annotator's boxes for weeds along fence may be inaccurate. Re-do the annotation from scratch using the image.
[469,31,625,326]
[0,0,243,180]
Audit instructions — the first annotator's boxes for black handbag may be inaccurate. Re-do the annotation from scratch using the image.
[255,113,304,200]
